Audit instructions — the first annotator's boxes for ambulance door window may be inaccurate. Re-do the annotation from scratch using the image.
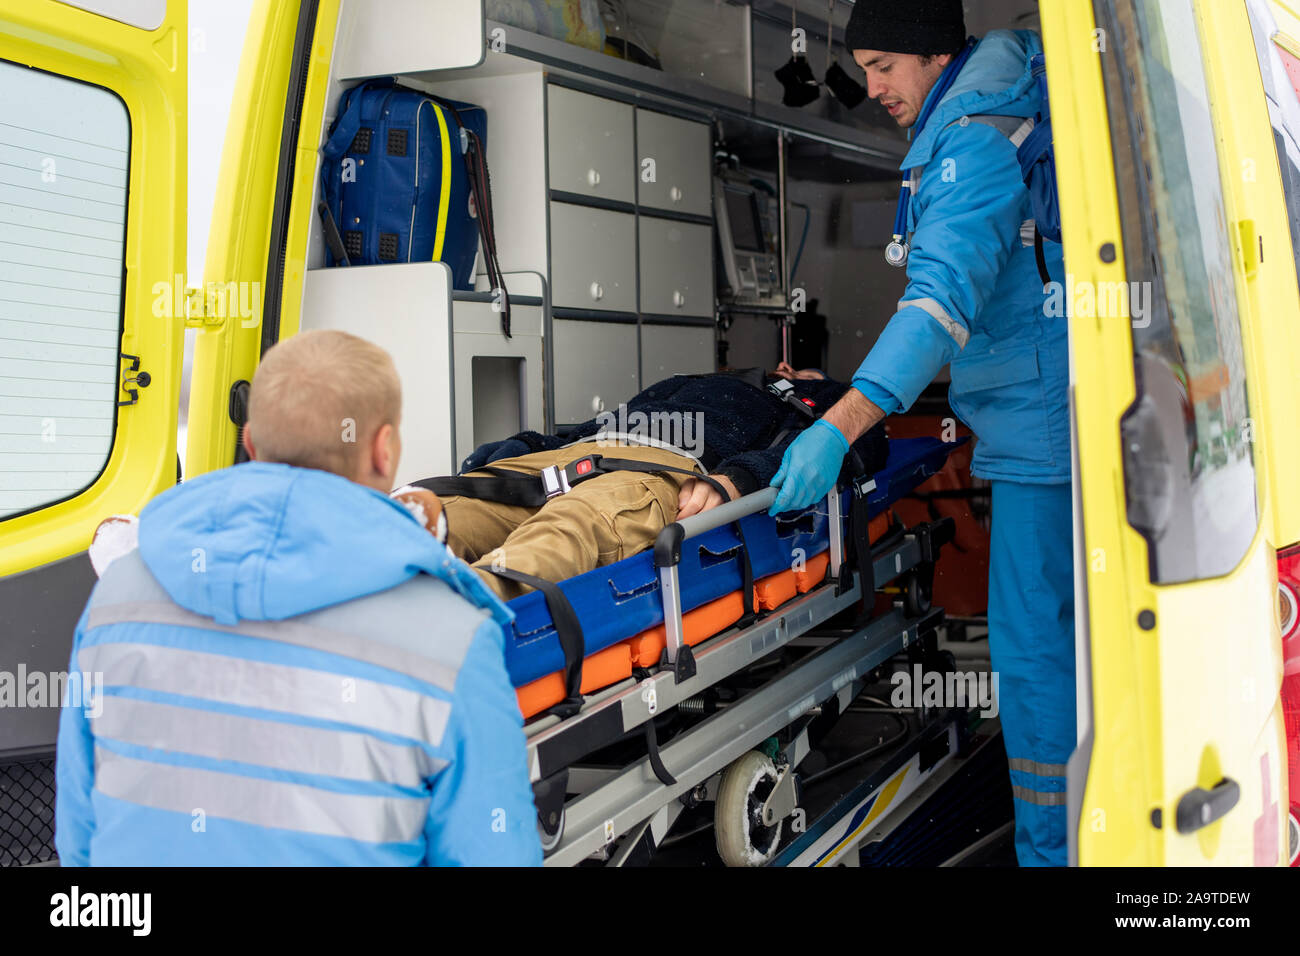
[0,60,129,520]
[1246,0,1300,290]
[1095,0,1258,583]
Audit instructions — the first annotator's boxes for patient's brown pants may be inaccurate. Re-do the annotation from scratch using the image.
[440,444,702,601]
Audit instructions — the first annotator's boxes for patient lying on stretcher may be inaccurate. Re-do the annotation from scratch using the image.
[409,364,889,601]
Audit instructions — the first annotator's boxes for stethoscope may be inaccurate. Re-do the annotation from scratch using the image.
[885,38,979,269]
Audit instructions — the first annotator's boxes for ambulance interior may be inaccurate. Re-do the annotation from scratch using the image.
[282,0,1049,865]
[298,0,1044,589]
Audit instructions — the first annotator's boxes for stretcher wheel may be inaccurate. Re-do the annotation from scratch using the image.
[715,750,783,867]
[538,807,565,856]
[903,573,931,616]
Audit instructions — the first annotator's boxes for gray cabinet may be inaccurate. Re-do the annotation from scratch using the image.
[549,202,637,313]
[636,109,712,217]
[641,322,715,385]
[545,83,716,403]
[551,318,639,424]
[547,86,635,203]
[638,216,713,318]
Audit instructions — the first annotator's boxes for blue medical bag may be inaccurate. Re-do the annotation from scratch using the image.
[319,78,510,331]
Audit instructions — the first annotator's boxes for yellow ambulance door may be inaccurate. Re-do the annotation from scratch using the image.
[183,0,340,478]
[0,1,185,757]
[184,0,487,479]
[1042,0,1287,865]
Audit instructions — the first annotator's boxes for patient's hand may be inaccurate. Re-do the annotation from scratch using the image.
[677,475,738,520]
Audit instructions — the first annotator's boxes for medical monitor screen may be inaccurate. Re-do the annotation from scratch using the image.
[724,186,764,252]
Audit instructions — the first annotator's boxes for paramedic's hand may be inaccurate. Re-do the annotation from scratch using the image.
[677,475,738,519]
[768,419,849,515]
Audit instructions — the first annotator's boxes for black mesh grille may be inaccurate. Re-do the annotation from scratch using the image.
[378,232,399,261]
[344,230,364,260]
[349,127,372,154]
[1,756,57,866]
[386,128,408,156]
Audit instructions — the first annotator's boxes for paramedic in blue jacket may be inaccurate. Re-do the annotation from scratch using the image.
[55,330,542,866]
[769,0,1074,867]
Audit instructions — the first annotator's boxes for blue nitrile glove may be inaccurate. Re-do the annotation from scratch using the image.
[768,419,850,516]
[459,437,531,474]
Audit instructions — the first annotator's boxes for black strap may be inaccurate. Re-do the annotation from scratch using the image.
[488,566,585,715]
[416,454,724,508]
[732,519,756,625]
[413,472,547,508]
[837,449,876,594]
[1035,228,1051,286]
[316,201,351,266]
[591,457,730,500]
[767,380,819,421]
[766,427,794,451]
[462,127,510,337]
[644,721,676,786]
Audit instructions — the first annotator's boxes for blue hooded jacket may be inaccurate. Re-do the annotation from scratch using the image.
[55,462,543,866]
[853,30,1070,483]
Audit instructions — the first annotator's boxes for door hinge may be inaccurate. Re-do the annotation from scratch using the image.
[118,352,152,407]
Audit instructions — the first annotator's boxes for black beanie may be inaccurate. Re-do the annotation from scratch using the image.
[844,0,966,56]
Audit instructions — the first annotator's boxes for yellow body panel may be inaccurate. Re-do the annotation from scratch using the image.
[1045,0,1288,865]
[184,0,340,478]
[0,0,185,576]
[1260,4,1300,552]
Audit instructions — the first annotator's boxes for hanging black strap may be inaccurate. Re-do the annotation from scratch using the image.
[732,519,757,626]
[644,720,676,786]
[488,566,585,716]
[1034,228,1051,286]
[836,448,877,594]
[462,126,510,338]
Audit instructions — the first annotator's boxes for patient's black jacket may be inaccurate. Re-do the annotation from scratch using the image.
[481,372,890,498]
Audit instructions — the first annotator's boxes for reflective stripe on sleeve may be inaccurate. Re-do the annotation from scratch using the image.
[898,297,970,349]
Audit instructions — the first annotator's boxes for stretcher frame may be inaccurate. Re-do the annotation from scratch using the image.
[526,482,962,865]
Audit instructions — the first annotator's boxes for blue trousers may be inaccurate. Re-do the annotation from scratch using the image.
[987,480,1076,866]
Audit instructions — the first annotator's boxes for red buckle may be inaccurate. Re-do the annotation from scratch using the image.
[563,455,602,489]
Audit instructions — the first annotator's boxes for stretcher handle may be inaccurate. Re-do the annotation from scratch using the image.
[654,487,778,568]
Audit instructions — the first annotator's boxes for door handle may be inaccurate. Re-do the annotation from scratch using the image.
[1175,777,1240,834]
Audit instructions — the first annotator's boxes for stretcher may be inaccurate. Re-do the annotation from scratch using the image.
[506,436,958,718]
[507,436,971,865]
